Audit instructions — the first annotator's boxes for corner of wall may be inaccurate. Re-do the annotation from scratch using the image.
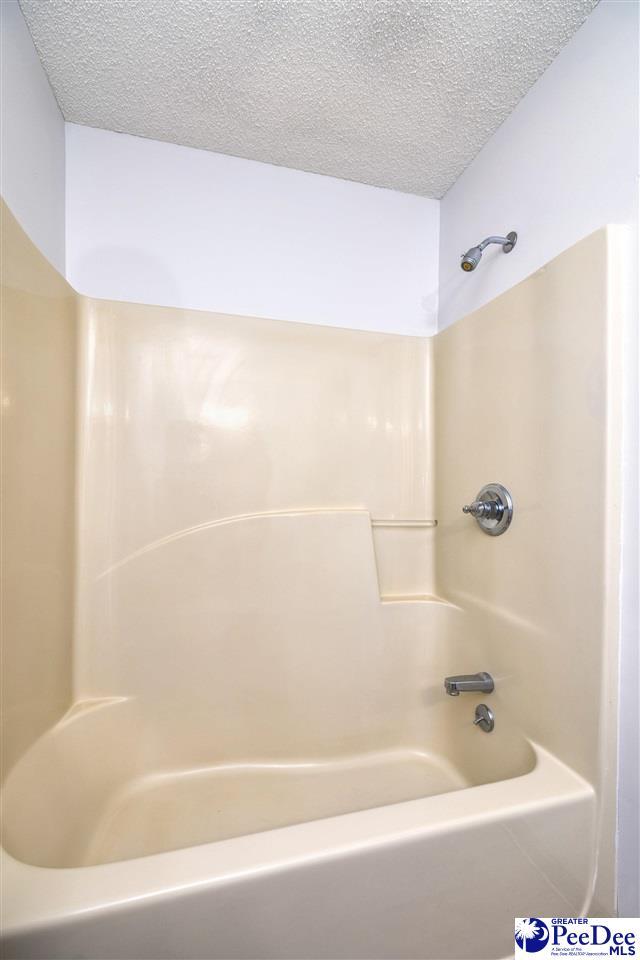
[0,0,66,275]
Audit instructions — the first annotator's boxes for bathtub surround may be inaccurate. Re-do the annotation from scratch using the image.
[1,207,624,958]
[64,124,440,336]
[72,297,435,700]
[435,228,624,913]
[437,0,639,917]
[0,203,75,778]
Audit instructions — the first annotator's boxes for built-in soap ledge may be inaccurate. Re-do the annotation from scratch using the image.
[371,519,437,528]
[379,594,449,604]
[371,521,436,600]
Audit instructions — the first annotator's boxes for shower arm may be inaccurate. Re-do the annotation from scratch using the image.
[477,236,513,251]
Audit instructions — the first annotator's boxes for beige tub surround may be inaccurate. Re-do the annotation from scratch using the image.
[73,291,436,669]
[0,201,75,777]
[0,204,624,959]
[434,226,624,913]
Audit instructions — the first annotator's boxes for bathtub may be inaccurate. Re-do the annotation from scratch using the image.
[1,222,621,960]
[1,691,598,960]
[0,511,608,959]
[0,516,607,959]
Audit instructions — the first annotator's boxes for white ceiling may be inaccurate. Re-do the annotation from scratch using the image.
[20,0,598,198]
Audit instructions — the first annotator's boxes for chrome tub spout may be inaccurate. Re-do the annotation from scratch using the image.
[444,672,494,696]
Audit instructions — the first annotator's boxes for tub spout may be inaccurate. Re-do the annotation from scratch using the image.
[444,672,494,696]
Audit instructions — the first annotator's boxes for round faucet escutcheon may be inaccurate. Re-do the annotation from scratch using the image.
[462,483,513,536]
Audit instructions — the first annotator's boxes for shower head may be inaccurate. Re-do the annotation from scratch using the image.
[460,246,483,272]
[460,231,517,272]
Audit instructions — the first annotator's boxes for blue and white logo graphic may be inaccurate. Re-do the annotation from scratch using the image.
[515,918,550,953]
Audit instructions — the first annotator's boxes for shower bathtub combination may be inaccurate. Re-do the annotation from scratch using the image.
[0,204,624,959]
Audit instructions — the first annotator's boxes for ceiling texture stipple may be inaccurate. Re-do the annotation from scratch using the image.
[19,0,598,198]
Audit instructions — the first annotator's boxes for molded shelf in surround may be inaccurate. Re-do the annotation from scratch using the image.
[379,594,453,606]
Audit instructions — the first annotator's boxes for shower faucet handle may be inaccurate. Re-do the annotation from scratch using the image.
[462,499,502,520]
[462,483,514,536]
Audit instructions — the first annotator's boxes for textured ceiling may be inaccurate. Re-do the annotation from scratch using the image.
[20,0,598,197]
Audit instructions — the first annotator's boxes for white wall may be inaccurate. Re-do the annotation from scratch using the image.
[439,0,639,917]
[0,0,65,273]
[438,0,638,332]
[65,124,439,336]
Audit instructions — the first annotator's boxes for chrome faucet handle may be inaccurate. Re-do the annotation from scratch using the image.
[462,483,513,536]
[462,500,499,519]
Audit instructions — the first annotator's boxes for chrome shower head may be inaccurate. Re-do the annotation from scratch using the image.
[460,231,517,272]
[460,246,483,272]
